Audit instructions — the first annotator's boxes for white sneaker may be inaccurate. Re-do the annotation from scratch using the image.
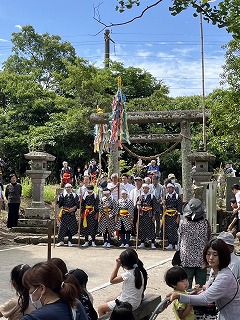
[102,242,107,247]
[151,243,156,249]
[119,243,125,248]
[56,241,64,247]
[165,244,173,250]
[82,242,89,247]
[91,241,97,247]
[138,243,145,249]
[107,243,111,248]
[68,241,73,247]
[124,244,129,248]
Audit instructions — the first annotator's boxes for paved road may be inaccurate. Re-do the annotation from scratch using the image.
[0,244,175,319]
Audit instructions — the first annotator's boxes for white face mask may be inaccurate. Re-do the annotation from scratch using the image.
[29,287,43,309]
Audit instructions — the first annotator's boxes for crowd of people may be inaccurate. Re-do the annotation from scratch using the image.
[1,158,240,319]
[0,249,146,320]
[1,233,240,320]
[55,164,185,249]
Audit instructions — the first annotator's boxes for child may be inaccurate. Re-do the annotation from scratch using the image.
[165,266,195,320]
[98,248,144,317]
[109,299,135,320]
[0,264,35,319]
[69,268,98,320]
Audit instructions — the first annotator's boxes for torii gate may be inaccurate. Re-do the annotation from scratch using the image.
[90,109,209,202]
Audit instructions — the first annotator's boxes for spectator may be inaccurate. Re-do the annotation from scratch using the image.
[227,198,240,255]
[49,258,91,320]
[98,248,144,316]
[151,175,164,238]
[21,261,86,320]
[109,299,135,320]
[217,232,240,280]
[169,239,240,320]
[121,174,135,195]
[180,198,211,288]
[167,174,183,201]
[0,264,35,319]
[165,266,195,320]
[107,173,123,201]
[147,160,160,180]
[5,174,22,231]
[69,269,98,320]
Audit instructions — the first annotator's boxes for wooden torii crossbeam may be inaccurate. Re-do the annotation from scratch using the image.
[90,109,209,124]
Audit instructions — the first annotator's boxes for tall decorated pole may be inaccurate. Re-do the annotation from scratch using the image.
[109,77,130,178]
[93,101,109,178]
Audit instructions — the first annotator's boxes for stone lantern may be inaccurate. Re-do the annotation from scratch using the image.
[24,151,55,219]
[188,146,217,232]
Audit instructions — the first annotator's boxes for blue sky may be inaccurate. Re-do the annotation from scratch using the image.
[0,0,232,97]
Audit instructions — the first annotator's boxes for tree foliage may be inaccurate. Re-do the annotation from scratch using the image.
[115,0,240,39]
[3,25,76,90]
[221,39,240,91]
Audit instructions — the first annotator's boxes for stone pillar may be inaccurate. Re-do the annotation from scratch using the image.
[24,151,56,219]
[180,120,192,202]
[203,181,218,233]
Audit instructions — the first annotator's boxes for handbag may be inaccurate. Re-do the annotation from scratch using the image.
[194,270,239,316]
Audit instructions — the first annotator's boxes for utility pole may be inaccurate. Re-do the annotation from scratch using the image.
[104,29,110,68]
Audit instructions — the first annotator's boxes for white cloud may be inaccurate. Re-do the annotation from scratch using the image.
[0,38,9,42]
[79,40,227,98]
[15,24,22,30]
[136,50,152,58]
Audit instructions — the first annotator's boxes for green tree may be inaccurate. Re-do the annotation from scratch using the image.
[221,39,240,91]
[3,25,76,90]
[114,0,240,38]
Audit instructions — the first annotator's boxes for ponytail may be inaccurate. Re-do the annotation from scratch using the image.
[133,265,142,289]
[120,249,143,290]
[59,281,78,307]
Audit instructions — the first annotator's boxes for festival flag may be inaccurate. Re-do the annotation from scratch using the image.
[109,77,130,150]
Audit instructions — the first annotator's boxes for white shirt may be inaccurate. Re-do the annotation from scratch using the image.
[129,187,142,206]
[235,191,240,219]
[121,182,135,195]
[107,182,123,201]
[119,269,144,310]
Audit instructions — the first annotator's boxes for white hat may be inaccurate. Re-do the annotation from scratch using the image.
[142,183,150,188]
[65,183,72,188]
[166,183,175,188]
[121,189,128,194]
[168,173,175,179]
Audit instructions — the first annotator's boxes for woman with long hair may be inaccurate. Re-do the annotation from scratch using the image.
[0,264,34,319]
[21,261,86,320]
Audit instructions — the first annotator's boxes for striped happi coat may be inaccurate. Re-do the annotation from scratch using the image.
[98,195,118,234]
[116,198,134,233]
